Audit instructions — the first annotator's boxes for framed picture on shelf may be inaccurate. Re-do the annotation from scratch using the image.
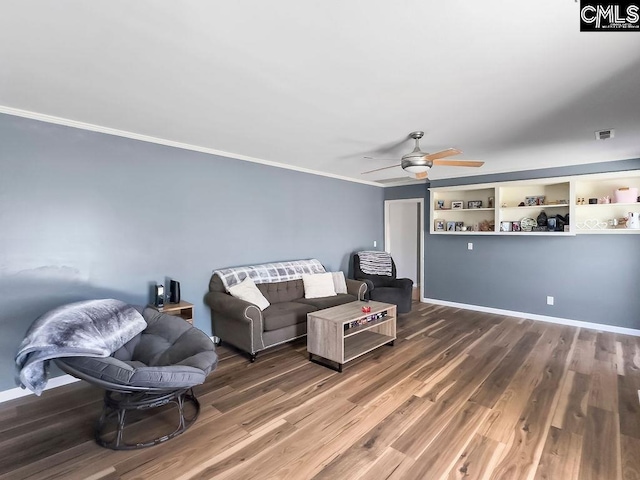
[467,200,483,209]
[446,221,456,232]
[525,195,545,206]
[434,219,445,231]
[500,221,512,232]
[436,200,445,209]
[455,221,464,231]
[511,221,521,232]
[451,200,464,210]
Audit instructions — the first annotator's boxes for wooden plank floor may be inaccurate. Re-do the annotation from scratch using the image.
[1,303,639,479]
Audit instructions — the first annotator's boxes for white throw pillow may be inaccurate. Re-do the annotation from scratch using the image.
[228,277,270,311]
[331,271,348,294]
[302,273,337,299]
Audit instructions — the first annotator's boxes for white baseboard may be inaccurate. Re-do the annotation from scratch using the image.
[422,297,640,337]
[0,374,80,404]
[0,335,223,404]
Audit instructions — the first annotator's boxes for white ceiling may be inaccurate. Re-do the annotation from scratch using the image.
[1,1,639,186]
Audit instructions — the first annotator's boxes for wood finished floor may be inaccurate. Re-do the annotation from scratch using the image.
[1,303,640,479]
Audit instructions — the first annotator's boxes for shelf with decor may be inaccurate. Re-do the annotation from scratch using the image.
[431,186,497,234]
[496,180,572,235]
[574,171,640,234]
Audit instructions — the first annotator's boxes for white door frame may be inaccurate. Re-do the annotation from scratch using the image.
[384,198,425,301]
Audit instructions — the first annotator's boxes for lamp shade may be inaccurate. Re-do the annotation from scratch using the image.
[403,164,430,174]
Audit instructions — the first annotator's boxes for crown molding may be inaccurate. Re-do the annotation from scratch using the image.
[0,105,383,188]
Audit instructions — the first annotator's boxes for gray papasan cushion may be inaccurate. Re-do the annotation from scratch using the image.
[57,307,218,389]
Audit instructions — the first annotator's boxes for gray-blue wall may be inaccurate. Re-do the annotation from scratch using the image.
[386,161,640,330]
[0,113,384,391]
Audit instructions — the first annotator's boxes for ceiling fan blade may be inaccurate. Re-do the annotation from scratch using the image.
[431,159,485,167]
[424,148,463,161]
[414,171,428,179]
[361,164,401,174]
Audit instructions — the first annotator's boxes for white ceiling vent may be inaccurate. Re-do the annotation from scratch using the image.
[595,129,615,140]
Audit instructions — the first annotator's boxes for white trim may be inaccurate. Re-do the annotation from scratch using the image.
[0,105,382,188]
[0,374,80,404]
[421,298,640,337]
[384,198,425,301]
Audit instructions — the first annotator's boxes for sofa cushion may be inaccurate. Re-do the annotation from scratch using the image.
[262,302,317,332]
[331,271,348,294]
[228,277,270,311]
[302,273,337,299]
[258,279,305,304]
[296,293,357,310]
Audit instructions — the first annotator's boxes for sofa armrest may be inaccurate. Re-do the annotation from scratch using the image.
[204,291,265,354]
[392,278,414,292]
[357,279,375,301]
[205,291,256,318]
[346,279,367,301]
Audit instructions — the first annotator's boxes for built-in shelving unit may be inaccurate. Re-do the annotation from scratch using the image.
[430,170,640,236]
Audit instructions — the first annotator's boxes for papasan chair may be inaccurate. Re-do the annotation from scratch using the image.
[16,299,218,450]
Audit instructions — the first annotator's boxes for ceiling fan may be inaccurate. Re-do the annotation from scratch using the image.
[361,131,484,179]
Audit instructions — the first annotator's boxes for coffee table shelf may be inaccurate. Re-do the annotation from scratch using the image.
[343,316,393,337]
[344,330,395,363]
[307,301,397,372]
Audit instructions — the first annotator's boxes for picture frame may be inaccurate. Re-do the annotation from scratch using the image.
[467,200,483,209]
[500,221,512,232]
[525,195,546,206]
[434,218,445,231]
[436,200,445,209]
[446,221,456,232]
[511,221,521,232]
[451,200,464,210]
[455,221,464,231]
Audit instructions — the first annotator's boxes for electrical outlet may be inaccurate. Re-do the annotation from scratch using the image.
[547,296,554,306]
[467,242,473,250]
[373,241,377,247]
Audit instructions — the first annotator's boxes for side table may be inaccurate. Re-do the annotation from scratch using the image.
[148,300,194,325]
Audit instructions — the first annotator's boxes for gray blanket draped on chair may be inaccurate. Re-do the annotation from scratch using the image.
[15,299,147,396]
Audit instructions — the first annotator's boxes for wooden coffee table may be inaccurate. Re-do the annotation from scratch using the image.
[307,301,396,372]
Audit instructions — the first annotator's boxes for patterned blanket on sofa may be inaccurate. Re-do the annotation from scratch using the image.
[213,259,326,291]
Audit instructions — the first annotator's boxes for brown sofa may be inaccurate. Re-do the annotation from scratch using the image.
[205,269,367,362]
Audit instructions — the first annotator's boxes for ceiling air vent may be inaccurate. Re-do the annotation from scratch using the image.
[595,129,615,140]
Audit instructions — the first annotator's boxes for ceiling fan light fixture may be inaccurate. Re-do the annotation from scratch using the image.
[403,164,430,174]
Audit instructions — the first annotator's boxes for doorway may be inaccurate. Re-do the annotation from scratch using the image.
[384,199,424,301]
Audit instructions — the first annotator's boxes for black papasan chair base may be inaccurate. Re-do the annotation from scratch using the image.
[97,387,200,450]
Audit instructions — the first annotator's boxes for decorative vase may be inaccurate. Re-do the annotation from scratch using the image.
[537,211,547,227]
